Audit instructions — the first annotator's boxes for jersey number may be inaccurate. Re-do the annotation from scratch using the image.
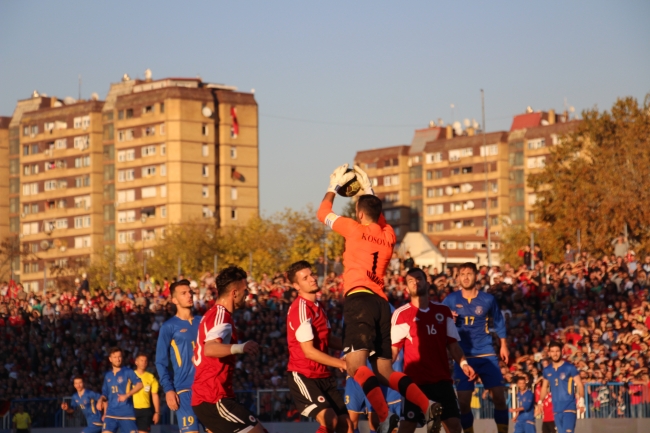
[555,379,559,387]
[464,316,489,333]
[79,404,85,410]
[426,324,437,335]
[182,416,194,427]
[111,386,118,394]
[370,251,379,274]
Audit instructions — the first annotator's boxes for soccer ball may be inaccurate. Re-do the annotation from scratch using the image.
[337,169,361,197]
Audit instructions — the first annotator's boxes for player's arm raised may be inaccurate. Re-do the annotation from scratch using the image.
[155,324,179,411]
[317,164,357,235]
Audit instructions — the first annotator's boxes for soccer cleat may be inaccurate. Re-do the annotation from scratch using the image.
[378,413,399,433]
[425,400,443,433]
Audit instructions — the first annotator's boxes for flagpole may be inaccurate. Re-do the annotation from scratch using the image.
[482,89,492,268]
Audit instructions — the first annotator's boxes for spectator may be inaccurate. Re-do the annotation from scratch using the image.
[333,256,343,277]
[403,252,414,271]
[612,234,630,258]
[12,405,31,433]
[564,242,577,263]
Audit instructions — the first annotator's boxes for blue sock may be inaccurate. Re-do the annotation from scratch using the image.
[494,408,509,433]
[460,411,474,432]
[369,431,376,433]
[354,430,360,433]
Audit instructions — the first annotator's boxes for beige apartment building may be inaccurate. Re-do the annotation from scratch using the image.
[3,73,259,291]
[0,117,10,243]
[354,109,579,266]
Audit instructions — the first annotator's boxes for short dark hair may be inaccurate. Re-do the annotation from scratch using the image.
[357,195,382,223]
[135,353,148,360]
[287,261,312,284]
[73,376,84,382]
[170,279,190,296]
[108,347,122,356]
[458,262,478,274]
[549,340,563,351]
[216,266,247,298]
[406,267,427,280]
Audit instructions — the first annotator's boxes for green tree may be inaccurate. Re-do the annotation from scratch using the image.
[528,94,650,257]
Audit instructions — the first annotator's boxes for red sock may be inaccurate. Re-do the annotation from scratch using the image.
[354,366,389,422]
[389,372,430,414]
[316,426,329,433]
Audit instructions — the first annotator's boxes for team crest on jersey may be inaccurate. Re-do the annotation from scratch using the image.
[318,396,326,403]
[117,376,123,384]
[560,373,566,380]
[456,304,463,308]
[474,306,483,315]
[435,313,444,323]
[407,411,415,419]
[249,415,256,423]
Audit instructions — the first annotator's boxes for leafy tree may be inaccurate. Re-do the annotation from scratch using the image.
[528,94,650,257]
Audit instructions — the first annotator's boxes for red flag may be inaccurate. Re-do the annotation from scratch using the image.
[230,106,239,138]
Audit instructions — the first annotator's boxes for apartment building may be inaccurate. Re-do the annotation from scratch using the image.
[3,73,259,289]
[354,145,411,240]
[0,117,10,242]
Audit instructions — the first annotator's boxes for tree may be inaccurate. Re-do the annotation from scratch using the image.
[528,94,650,257]
[0,237,27,281]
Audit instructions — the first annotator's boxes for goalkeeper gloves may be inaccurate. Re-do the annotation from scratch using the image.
[328,164,355,194]
[353,164,374,195]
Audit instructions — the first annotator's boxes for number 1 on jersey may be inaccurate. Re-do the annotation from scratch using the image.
[370,251,378,274]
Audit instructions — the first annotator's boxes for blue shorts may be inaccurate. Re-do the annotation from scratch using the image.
[454,356,504,391]
[554,411,577,433]
[102,416,138,433]
[82,422,103,433]
[514,420,536,433]
[176,390,199,433]
[344,377,401,416]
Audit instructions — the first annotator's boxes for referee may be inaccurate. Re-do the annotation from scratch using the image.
[133,353,160,433]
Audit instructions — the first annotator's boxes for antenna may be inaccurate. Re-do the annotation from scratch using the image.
[78,75,82,100]
[463,118,470,128]
[452,121,462,136]
[450,103,455,124]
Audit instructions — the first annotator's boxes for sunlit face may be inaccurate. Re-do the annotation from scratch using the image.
[135,355,148,371]
[458,267,476,290]
[172,285,193,309]
[73,378,84,393]
[231,280,248,309]
[405,271,428,297]
[517,378,527,392]
[549,346,562,362]
[292,268,319,295]
[109,351,122,368]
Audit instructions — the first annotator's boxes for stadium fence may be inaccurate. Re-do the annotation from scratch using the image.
[4,383,650,429]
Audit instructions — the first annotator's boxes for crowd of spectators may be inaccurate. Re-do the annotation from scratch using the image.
[2,240,650,422]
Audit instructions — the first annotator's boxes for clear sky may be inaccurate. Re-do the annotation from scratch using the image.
[1,1,648,215]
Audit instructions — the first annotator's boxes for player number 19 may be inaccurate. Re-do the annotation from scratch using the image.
[182,416,194,427]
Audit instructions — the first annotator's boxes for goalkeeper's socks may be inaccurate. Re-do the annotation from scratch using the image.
[460,411,475,433]
[494,408,509,433]
[389,371,430,415]
[354,366,389,422]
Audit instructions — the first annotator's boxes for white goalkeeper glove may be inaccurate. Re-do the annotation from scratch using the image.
[353,164,374,195]
[328,164,355,194]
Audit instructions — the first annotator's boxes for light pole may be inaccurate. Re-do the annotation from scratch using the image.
[481,89,492,268]
[141,215,148,276]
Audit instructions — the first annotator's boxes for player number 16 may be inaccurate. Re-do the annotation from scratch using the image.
[426,324,437,335]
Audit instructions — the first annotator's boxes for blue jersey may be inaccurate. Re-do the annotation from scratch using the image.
[543,361,579,413]
[101,367,142,418]
[442,290,506,357]
[516,390,535,422]
[70,390,103,426]
[155,315,200,394]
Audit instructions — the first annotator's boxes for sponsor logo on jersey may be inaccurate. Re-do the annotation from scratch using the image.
[560,373,566,380]
[180,329,187,332]
[474,306,484,315]
[456,304,463,308]
[435,313,444,323]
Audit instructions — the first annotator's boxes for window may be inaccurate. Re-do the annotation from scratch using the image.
[126,109,133,119]
[203,206,212,218]
[434,170,444,179]
[160,103,165,113]
[22,222,39,235]
[231,208,237,220]
[202,144,209,157]
[74,156,91,168]
[117,149,135,162]
[231,187,238,200]
[118,231,135,244]
[118,210,136,223]
[202,124,209,136]
[10,198,19,213]
[509,170,524,184]
[383,175,399,186]
[75,176,90,188]
[118,129,134,142]
[160,144,166,155]
[527,156,546,168]
[142,166,156,177]
[142,145,156,156]
[490,181,498,193]
[463,219,475,227]
[74,136,89,150]
[160,124,165,135]
[427,204,444,215]
[461,166,473,174]
[202,165,209,177]
[118,110,124,120]
[490,198,498,208]
[104,164,115,181]
[74,196,91,209]
[74,216,91,228]
[23,126,29,136]
[202,186,209,198]
[104,224,115,241]
[73,117,82,129]
[143,105,154,114]
[160,164,166,176]
[118,169,135,182]
[31,125,38,135]
[409,165,422,180]
[230,146,237,159]
[425,152,443,163]
[10,217,19,233]
[141,186,156,198]
[370,177,378,187]
[409,183,422,197]
[365,162,377,169]
[117,189,135,203]
[509,152,524,166]
[24,182,41,194]
[44,121,54,131]
[104,205,115,221]
[160,206,167,218]
[480,144,498,156]
[510,206,525,222]
[527,138,546,150]
[160,185,167,197]
[384,193,399,203]
[104,144,115,160]
[528,194,537,205]
[427,187,443,198]
[82,116,90,129]
[143,126,156,136]
[31,144,39,154]
[23,145,29,156]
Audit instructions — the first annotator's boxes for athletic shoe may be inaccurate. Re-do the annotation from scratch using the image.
[378,413,399,433]
[426,400,443,433]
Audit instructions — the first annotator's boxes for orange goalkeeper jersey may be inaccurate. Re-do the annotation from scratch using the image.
[317,200,395,300]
